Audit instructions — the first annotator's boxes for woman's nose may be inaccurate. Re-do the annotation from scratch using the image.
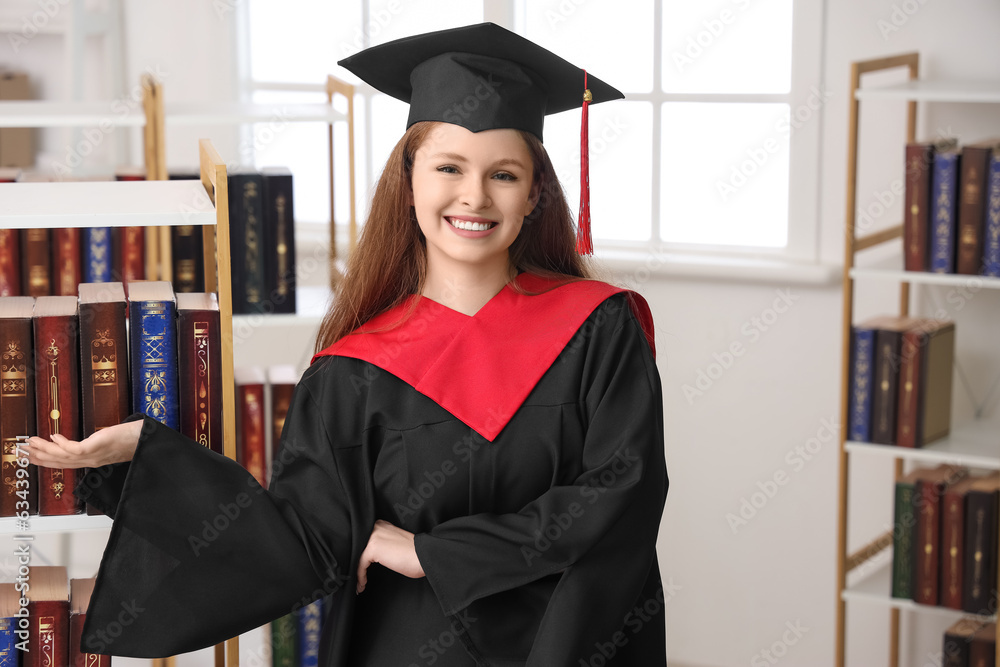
[459,177,491,210]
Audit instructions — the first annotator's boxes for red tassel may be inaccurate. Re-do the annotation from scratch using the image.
[576,69,593,255]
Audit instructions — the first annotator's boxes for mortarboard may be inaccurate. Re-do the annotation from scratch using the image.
[337,22,625,255]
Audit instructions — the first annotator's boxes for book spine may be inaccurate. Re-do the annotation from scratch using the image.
[0,617,13,667]
[891,479,916,599]
[848,328,875,442]
[238,381,267,487]
[129,298,179,429]
[0,316,36,516]
[904,143,934,272]
[871,328,902,445]
[21,228,51,296]
[913,479,943,605]
[263,172,296,314]
[121,227,145,283]
[228,173,247,314]
[240,174,266,314]
[957,144,991,275]
[26,600,68,667]
[984,151,1000,277]
[178,308,223,455]
[51,229,81,297]
[963,489,999,614]
[70,613,109,667]
[969,629,997,667]
[271,613,297,667]
[931,151,960,273]
[0,229,20,296]
[940,489,965,609]
[271,383,294,456]
[83,228,112,283]
[297,599,323,667]
[895,330,922,448]
[943,630,972,667]
[33,313,82,516]
[171,226,205,293]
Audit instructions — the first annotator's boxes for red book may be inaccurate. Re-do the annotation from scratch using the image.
[115,166,147,285]
[941,475,979,609]
[69,578,110,667]
[177,292,223,455]
[913,465,967,606]
[26,566,69,667]
[0,229,19,296]
[970,622,997,667]
[20,228,51,297]
[236,367,267,487]
[895,327,922,447]
[268,364,299,488]
[51,228,81,297]
[0,296,37,517]
[904,142,936,272]
[957,140,998,275]
[33,296,82,515]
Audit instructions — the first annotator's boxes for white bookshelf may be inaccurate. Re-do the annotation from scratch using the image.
[0,100,144,128]
[854,79,1000,104]
[850,267,1000,289]
[845,419,1000,470]
[0,514,112,533]
[164,102,345,125]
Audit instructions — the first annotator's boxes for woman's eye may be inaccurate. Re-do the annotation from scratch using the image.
[493,172,517,181]
[437,165,459,174]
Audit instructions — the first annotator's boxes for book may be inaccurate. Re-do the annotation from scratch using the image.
[957,140,998,275]
[0,229,19,296]
[904,142,937,272]
[25,566,69,667]
[82,227,113,283]
[229,169,266,315]
[268,364,299,462]
[171,225,205,293]
[70,578,110,667]
[235,366,267,488]
[986,147,1000,277]
[895,318,955,447]
[0,296,37,517]
[964,472,1000,615]
[117,225,146,284]
[297,599,323,667]
[870,316,916,445]
[0,583,18,667]
[33,296,82,516]
[128,280,179,429]
[931,146,961,273]
[913,465,967,606]
[51,228,81,296]
[261,167,297,314]
[21,227,51,296]
[177,292,223,455]
[848,317,886,442]
[970,621,997,667]
[941,474,980,609]
[891,469,921,599]
[271,613,297,667]
[943,618,984,667]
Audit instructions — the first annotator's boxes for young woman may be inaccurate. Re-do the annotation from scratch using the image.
[22,23,668,666]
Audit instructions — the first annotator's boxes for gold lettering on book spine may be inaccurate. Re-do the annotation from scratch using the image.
[58,231,75,295]
[194,321,211,448]
[244,181,262,305]
[1,339,27,498]
[45,339,61,432]
[878,343,891,432]
[276,193,289,296]
[39,616,55,667]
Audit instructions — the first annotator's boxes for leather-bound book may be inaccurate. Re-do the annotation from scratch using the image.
[271,612,297,667]
[0,583,17,663]
[0,296,37,517]
[904,142,939,272]
[0,229,19,296]
[891,469,921,599]
[943,618,984,667]
[236,366,267,488]
[33,296,82,515]
[913,465,967,606]
[957,139,999,275]
[895,326,923,448]
[20,227,51,296]
[171,225,205,293]
[970,621,997,667]
[69,578,110,667]
[128,280,179,429]
[268,364,299,467]
[297,599,323,667]
[228,169,266,315]
[177,292,222,455]
[985,147,1000,277]
[931,146,961,273]
[25,566,69,667]
[82,228,112,283]
[114,165,147,284]
[870,316,917,445]
[51,228,81,296]
[964,472,1000,614]
[261,167,297,314]
[896,318,955,447]
[78,282,131,515]
[848,315,900,443]
[941,474,980,609]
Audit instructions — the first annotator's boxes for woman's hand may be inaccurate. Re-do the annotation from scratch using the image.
[18,419,143,469]
[356,519,426,594]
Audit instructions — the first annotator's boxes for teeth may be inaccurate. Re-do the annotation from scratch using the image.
[450,218,493,232]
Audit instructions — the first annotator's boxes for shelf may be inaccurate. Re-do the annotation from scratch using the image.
[855,79,1000,104]
[0,101,144,128]
[849,267,1000,289]
[164,102,345,125]
[0,180,215,229]
[0,514,112,534]
[231,285,331,329]
[845,420,1000,469]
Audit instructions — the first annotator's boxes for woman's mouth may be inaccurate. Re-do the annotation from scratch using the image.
[447,217,498,232]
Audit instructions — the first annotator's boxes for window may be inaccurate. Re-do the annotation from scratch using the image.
[242,0,823,262]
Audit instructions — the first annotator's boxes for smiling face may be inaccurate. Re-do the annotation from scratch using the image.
[410,122,538,277]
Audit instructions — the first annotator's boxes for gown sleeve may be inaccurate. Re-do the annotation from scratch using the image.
[72,367,353,658]
[412,293,668,663]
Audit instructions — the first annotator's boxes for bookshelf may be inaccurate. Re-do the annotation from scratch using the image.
[836,53,1000,666]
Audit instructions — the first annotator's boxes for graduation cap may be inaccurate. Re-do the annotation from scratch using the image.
[337,22,625,255]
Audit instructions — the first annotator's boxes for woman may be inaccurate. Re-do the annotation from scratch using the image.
[22,22,668,666]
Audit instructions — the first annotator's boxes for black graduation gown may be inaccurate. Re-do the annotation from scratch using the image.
[74,277,669,666]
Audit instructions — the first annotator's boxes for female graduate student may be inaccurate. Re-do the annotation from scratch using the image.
[22,22,668,666]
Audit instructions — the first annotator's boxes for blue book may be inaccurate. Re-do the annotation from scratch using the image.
[83,227,112,282]
[128,281,179,429]
[0,616,14,667]
[297,599,323,667]
[848,325,876,442]
[930,149,960,273]
[984,148,1000,277]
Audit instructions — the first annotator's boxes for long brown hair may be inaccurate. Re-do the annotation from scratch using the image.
[313,121,594,353]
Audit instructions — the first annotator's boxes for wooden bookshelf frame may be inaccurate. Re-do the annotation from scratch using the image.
[836,52,1000,666]
[326,75,356,287]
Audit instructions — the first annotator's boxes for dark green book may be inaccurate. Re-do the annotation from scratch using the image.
[271,612,296,667]
[891,470,921,599]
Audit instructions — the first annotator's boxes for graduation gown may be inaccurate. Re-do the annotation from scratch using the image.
[74,272,668,666]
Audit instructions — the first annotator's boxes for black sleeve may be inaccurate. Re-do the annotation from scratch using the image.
[74,370,353,658]
[412,294,668,662]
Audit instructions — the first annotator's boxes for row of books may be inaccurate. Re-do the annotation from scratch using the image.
[271,599,324,667]
[0,165,299,316]
[891,465,999,615]
[0,282,224,516]
[0,567,108,667]
[848,315,955,446]
[943,619,996,667]
[903,138,1000,276]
